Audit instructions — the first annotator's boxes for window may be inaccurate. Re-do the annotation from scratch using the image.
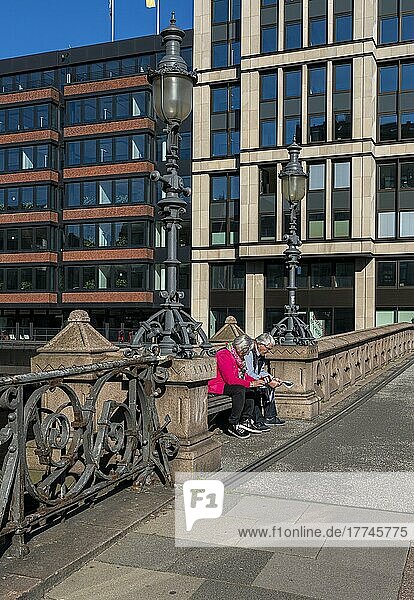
[308,65,326,143]
[211,84,240,157]
[210,174,239,245]
[259,166,277,241]
[0,185,54,212]
[0,227,56,252]
[378,61,414,142]
[211,0,241,68]
[0,266,55,292]
[64,178,151,208]
[266,263,284,288]
[377,261,397,286]
[0,144,56,173]
[379,0,414,45]
[0,103,55,133]
[65,264,150,291]
[65,134,152,166]
[284,69,302,144]
[377,160,414,239]
[260,73,277,147]
[332,161,351,237]
[65,91,151,126]
[211,263,245,289]
[307,163,325,239]
[311,262,332,288]
[333,62,352,140]
[309,0,327,46]
[334,0,353,42]
[261,0,278,53]
[0,70,57,94]
[334,262,354,287]
[284,0,303,50]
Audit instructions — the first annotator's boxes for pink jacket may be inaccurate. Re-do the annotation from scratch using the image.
[208,348,254,395]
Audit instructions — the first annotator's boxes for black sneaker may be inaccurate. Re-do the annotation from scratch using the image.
[239,419,263,434]
[254,421,271,431]
[265,417,286,426]
[228,423,250,439]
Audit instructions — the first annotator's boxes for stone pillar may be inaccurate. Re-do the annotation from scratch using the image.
[31,310,123,420]
[156,356,222,474]
[245,262,264,338]
[28,310,123,477]
[268,344,320,420]
[355,257,376,330]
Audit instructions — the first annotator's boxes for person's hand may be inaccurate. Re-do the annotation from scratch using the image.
[269,378,282,388]
[251,379,266,388]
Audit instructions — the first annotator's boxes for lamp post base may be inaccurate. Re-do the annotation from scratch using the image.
[271,314,316,346]
[130,300,214,359]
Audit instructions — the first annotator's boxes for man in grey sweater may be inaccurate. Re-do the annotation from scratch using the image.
[245,332,286,428]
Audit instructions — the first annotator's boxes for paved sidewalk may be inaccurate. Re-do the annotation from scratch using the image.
[0,485,174,600]
[2,356,414,599]
[44,359,414,600]
[45,501,409,600]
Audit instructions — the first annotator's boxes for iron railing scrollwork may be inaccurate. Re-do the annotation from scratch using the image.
[0,355,178,557]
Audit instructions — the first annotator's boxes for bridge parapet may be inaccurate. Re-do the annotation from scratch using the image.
[268,323,414,419]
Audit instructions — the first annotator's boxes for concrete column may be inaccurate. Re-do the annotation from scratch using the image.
[192,173,210,248]
[193,85,210,160]
[240,164,259,244]
[325,158,332,240]
[191,262,210,330]
[277,67,284,147]
[353,57,363,140]
[193,0,211,71]
[351,156,363,239]
[301,65,308,145]
[241,71,259,152]
[326,61,333,142]
[327,0,334,44]
[361,55,377,141]
[242,0,260,57]
[355,257,376,330]
[361,154,376,239]
[276,159,283,241]
[302,0,309,48]
[245,261,265,338]
[278,1,284,51]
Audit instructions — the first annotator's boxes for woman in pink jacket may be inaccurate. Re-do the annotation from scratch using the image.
[208,334,266,439]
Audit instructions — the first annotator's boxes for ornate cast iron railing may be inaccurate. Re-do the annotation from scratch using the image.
[0,354,178,557]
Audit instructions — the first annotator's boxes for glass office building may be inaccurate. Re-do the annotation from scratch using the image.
[191,0,414,338]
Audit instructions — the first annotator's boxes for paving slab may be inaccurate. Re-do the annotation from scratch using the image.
[254,547,408,600]
[45,562,204,600]
[190,579,309,600]
[0,486,174,599]
[166,545,272,585]
[0,573,41,600]
[398,547,414,600]
[97,532,191,570]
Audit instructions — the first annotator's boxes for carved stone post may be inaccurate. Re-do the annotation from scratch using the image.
[268,344,320,420]
[155,356,222,475]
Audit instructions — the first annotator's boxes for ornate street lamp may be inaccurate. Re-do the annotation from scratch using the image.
[271,139,316,346]
[131,14,212,358]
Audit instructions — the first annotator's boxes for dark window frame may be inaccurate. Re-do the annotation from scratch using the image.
[210,173,240,247]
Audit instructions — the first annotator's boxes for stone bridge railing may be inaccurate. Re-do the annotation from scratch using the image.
[268,323,414,419]
[0,355,178,558]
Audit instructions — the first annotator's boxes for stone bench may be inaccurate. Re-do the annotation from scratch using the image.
[207,393,232,416]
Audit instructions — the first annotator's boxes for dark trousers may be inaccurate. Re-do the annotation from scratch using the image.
[249,388,277,423]
[224,384,254,426]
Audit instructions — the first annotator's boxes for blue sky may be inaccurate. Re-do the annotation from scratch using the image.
[0,0,193,60]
